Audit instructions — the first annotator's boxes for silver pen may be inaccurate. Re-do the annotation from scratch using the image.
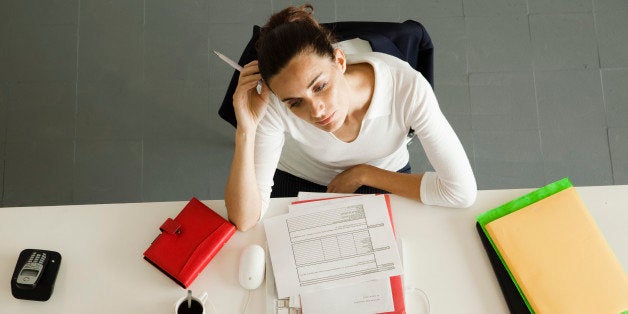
[213,50,262,94]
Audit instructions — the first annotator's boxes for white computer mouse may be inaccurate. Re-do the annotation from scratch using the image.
[238,244,265,290]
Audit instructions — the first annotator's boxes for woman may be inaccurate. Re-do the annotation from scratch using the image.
[225,4,476,231]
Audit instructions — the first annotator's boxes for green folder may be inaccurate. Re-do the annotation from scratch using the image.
[476,178,572,313]
[477,178,628,313]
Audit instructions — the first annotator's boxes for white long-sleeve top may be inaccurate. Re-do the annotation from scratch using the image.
[254,52,476,217]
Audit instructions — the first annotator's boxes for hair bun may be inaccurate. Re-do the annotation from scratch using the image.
[256,4,335,82]
[263,4,317,32]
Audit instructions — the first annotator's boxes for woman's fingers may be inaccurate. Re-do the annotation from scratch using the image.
[237,61,264,95]
[240,61,260,76]
[233,61,268,119]
[238,73,262,87]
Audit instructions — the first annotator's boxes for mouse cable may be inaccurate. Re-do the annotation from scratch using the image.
[204,296,218,314]
[406,286,431,314]
[242,289,252,314]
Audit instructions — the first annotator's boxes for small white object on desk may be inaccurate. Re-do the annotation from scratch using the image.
[239,244,266,290]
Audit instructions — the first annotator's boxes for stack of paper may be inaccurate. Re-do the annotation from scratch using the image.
[264,194,405,313]
[477,178,628,313]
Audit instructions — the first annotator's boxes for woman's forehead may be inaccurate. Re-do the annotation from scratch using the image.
[270,53,333,92]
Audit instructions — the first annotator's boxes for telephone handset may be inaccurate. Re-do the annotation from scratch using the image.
[11,249,62,301]
[16,251,49,289]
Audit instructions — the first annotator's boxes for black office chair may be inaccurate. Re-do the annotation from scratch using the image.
[218,20,434,128]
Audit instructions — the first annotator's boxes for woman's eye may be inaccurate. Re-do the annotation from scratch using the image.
[289,100,301,108]
[314,83,327,93]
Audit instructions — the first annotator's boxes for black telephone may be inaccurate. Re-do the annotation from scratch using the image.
[11,249,62,301]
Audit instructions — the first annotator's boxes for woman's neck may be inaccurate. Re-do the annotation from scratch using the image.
[332,62,375,142]
[345,62,374,111]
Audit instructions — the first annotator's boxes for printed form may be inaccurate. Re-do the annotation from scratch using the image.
[264,194,402,299]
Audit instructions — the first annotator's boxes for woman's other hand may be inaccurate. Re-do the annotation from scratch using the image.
[232,60,270,133]
[327,164,369,193]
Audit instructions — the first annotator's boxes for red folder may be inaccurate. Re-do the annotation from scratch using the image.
[292,194,406,314]
[382,194,406,314]
[143,198,236,288]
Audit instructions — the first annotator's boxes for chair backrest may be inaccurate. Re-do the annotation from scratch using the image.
[218,20,434,128]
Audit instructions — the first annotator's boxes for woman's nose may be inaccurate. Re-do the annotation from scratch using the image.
[310,101,325,117]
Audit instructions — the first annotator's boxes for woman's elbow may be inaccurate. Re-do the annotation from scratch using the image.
[225,200,263,232]
[233,220,257,232]
[227,212,259,232]
[449,180,477,208]
[453,188,476,208]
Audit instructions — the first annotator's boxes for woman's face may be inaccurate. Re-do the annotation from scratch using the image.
[268,49,349,133]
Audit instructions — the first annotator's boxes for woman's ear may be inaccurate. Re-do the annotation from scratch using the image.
[333,48,347,73]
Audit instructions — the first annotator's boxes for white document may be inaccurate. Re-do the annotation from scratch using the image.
[264,194,402,299]
[300,279,394,314]
[296,191,357,201]
[293,194,397,313]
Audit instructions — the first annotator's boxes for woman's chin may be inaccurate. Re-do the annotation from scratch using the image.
[313,120,337,133]
[319,119,341,133]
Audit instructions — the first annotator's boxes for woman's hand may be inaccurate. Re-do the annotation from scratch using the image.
[327,164,369,193]
[232,60,270,133]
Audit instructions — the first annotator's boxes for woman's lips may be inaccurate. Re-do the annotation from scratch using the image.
[316,112,335,126]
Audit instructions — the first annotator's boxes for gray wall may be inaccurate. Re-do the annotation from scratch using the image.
[1,0,627,207]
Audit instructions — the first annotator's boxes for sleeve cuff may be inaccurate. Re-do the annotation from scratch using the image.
[419,171,438,205]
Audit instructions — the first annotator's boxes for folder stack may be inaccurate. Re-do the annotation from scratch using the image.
[264,193,405,314]
[477,178,628,314]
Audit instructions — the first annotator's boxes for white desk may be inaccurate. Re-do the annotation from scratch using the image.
[1,186,626,313]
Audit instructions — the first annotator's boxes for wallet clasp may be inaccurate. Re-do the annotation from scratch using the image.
[159,218,181,235]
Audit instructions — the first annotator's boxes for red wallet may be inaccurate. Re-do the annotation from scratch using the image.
[144,198,236,288]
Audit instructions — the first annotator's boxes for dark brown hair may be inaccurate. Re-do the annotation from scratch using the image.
[256,4,335,82]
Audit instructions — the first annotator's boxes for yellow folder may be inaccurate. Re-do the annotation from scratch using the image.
[485,186,628,313]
